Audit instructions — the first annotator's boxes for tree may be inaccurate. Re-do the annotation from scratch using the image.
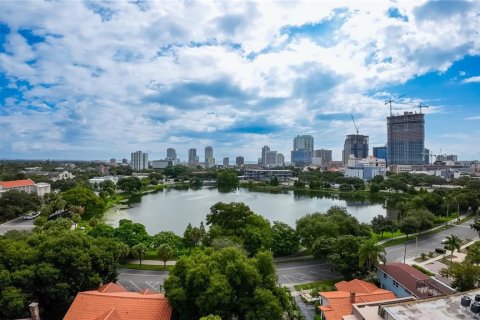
[151,231,183,250]
[444,234,462,263]
[158,244,174,268]
[441,261,480,292]
[471,217,480,236]
[217,170,239,189]
[88,223,115,238]
[467,241,480,264]
[358,239,386,271]
[271,221,300,256]
[61,186,105,219]
[164,247,286,320]
[200,316,222,320]
[114,219,150,247]
[131,243,148,266]
[183,223,203,248]
[398,216,418,239]
[117,177,143,193]
[207,202,254,232]
[324,235,364,278]
[0,190,42,219]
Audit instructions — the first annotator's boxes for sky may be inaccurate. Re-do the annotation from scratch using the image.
[0,0,479,162]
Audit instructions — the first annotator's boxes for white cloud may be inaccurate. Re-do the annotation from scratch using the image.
[462,76,480,83]
[0,0,479,160]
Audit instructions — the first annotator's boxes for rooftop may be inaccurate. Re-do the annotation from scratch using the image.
[319,279,396,320]
[382,288,480,320]
[64,283,172,320]
[0,179,35,188]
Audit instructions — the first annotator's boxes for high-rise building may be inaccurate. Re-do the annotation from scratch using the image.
[291,150,312,167]
[236,156,244,166]
[110,158,116,164]
[437,154,458,162]
[423,148,430,164]
[166,148,177,161]
[130,151,149,170]
[373,146,388,161]
[342,135,369,164]
[223,157,229,166]
[293,135,314,152]
[265,151,277,167]
[188,149,197,165]
[313,149,333,166]
[276,153,285,167]
[261,145,270,166]
[122,158,128,164]
[205,146,214,167]
[387,112,425,165]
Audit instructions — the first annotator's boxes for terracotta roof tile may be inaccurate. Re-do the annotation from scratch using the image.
[0,179,35,188]
[64,283,172,320]
[318,279,396,320]
[97,283,127,293]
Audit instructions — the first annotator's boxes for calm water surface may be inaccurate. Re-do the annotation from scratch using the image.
[104,187,389,235]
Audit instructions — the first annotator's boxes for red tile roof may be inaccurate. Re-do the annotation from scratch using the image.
[0,179,35,188]
[377,263,429,296]
[64,283,172,320]
[319,279,396,320]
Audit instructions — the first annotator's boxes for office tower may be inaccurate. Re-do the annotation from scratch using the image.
[387,112,425,165]
[130,151,149,170]
[223,157,229,166]
[188,149,197,165]
[276,153,285,167]
[373,146,388,161]
[109,158,116,164]
[166,148,177,161]
[291,150,312,167]
[293,135,314,152]
[437,154,458,162]
[205,146,214,168]
[261,145,270,166]
[265,151,278,167]
[313,149,333,166]
[236,156,244,166]
[122,158,128,164]
[342,135,369,164]
[423,148,430,164]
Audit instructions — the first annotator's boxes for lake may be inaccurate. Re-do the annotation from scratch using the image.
[103,187,393,235]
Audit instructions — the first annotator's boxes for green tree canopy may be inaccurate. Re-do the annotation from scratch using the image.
[61,186,105,219]
[271,221,300,256]
[157,244,174,268]
[117,177,143,193]
[217,170,239,189]
[114,219,151,247]
[0,190,42,220]
[151,231,183,250]
[441,261,480,292]
[164,248,286,320]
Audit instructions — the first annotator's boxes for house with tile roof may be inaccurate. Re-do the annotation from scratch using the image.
[0,179,51,197]
[318,279,396,320]
[64,283,172,320]
[377,262,454,299]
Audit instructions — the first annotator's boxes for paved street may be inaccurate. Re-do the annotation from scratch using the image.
[276,260,340,286]
[0,217,35,235]
[117,268,169,292]
[385,219,478,263]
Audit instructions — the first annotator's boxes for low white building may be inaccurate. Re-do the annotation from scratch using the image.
[0,179,51,197]
[89,176,119,185]
[35,182,51,197]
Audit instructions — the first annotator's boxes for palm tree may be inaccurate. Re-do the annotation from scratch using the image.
[157,244,174,269]
[358,239,386,272]
[445,234,462,263]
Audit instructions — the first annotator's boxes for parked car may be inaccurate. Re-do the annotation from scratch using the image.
[441,238,449,244]
[23,212,40,220]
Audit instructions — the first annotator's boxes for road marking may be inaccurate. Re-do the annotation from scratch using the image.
[118,272,165,276]
[129,280,142,291]
[146,281,161,291]
[276,263,328,271]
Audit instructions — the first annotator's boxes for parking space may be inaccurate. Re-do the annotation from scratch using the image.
[276,260,340,286]
[117,268,168,292]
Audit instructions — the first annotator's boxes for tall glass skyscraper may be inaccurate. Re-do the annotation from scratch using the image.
[342,135,369,164]
[293,135,314,152]
[387,112,425,165]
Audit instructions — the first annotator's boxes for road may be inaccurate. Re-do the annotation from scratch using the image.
[0,216,35,235]
[385,219,478,263]
[276,260,340,286]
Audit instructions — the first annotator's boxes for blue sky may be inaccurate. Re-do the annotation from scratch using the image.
[0,0,479,161]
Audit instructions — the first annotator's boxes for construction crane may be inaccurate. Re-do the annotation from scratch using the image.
[416,102,429,114]
[385,94,406,116]
[351,114,359,135]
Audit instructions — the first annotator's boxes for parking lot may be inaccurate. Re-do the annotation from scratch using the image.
[276,260,340,286]
[117,268,169,292]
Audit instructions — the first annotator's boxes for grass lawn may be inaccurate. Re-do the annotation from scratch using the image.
[293,279,341,292]
[371,230,404,241]
[381,224,455,247]
[120,263,173,271]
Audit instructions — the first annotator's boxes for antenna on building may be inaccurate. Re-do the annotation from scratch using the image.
[385,94,406,116]
[351,114,359,135]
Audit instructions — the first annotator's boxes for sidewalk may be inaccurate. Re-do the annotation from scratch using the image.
[125,259,177,266]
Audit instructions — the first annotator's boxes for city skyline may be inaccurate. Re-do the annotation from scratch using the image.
[0,1,479,161]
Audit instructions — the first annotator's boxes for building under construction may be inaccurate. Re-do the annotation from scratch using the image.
[387,112,425,165]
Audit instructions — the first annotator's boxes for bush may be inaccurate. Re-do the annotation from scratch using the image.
[412,264,435,276]
[435,248,446,254]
